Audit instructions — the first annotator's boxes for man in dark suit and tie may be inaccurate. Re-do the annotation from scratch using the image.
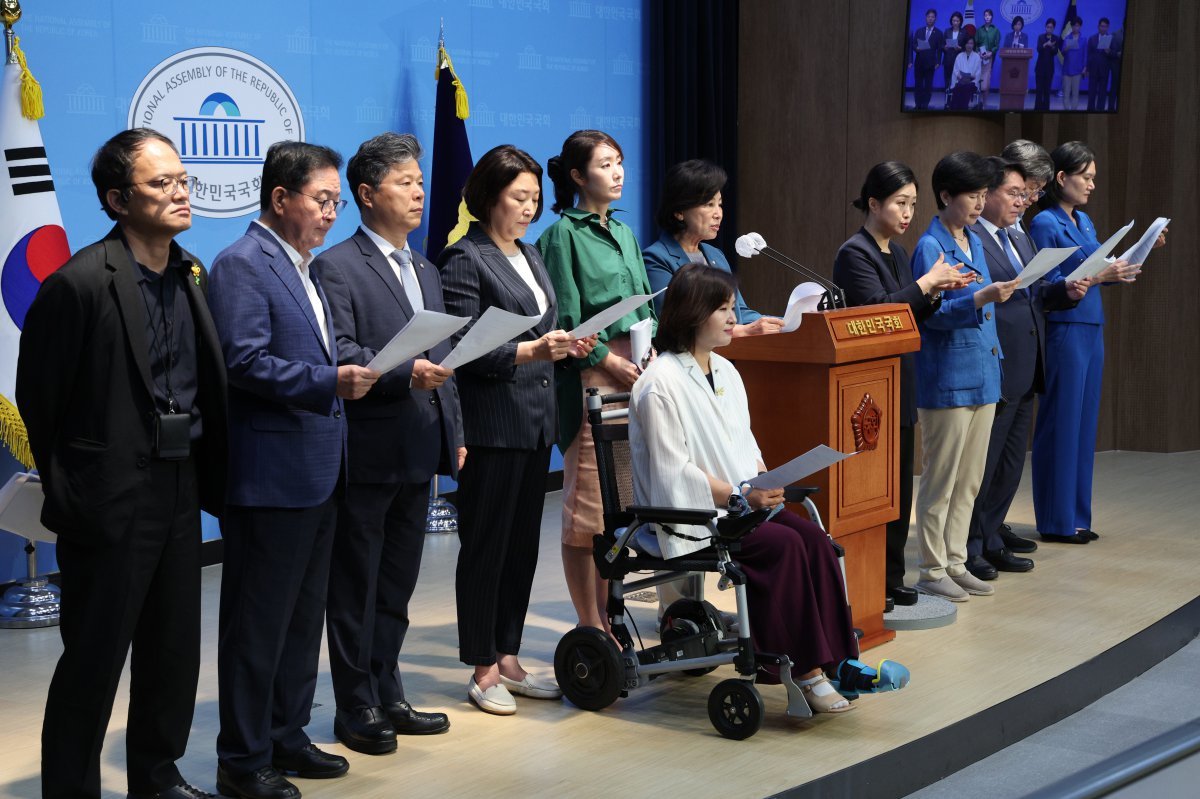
[208,142,378,799]
[17,128,227,799]
[312,133,464,753]
[1086,17,1115,111]
[909,8,944,109]
[966,157,1087,581]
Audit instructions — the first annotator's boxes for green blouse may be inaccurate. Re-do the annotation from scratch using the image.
[537,207,656,446]
[976,23,1001,54]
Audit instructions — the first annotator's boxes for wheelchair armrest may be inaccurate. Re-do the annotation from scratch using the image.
[627,505,718,526]
[783,485,820,503]
[715,507,772,541]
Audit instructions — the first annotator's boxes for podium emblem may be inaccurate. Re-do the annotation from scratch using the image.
[851,393,882,452]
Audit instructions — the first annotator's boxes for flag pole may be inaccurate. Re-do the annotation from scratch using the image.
[3,0,20,65]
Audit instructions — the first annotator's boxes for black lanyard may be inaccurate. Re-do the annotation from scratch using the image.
[138,265,179,414]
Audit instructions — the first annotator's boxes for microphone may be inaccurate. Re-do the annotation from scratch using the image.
[734,233,846,309]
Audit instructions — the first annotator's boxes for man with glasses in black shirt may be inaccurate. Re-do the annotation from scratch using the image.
[17,128,228,799]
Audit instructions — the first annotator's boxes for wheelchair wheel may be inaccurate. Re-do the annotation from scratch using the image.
[707,679,764,740]
[660,599,727,676]
[554,626,624,711]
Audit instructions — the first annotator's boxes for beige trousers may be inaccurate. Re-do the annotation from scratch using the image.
[915,404,997,581]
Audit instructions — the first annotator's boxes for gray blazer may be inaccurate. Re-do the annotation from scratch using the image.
[437,226,558,450]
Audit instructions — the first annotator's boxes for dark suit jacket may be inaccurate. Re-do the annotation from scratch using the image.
[437,226,558,450]
[16,226,228,544]
[971,221,1076,398]
[313,228,463,484]
[1036,33,1061,69]
[911,26,944,68]
[832,228,940,427]
[1004,30,1031,48]
[207,222,345,508]
[1086,33,1113,73]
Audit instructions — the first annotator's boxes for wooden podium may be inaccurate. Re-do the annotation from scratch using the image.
[998,47,1033,110]
[719,304,920,650]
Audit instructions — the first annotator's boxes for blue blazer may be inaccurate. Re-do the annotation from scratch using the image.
[1004,30,1030,48]
[642,232,761,323]
[971,221,1076,398]
[910,217,1002,409]
[208,222,345,508]
[313,228,463,484]
[1029,206,1105,325]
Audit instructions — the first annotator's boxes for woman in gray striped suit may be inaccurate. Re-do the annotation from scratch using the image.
[438,145,596,715]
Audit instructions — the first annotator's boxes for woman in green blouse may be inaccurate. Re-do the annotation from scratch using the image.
[538,129,655,632]
[976,8,1002,107]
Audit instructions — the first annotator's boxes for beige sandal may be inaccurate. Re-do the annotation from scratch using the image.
[799,675,853,714]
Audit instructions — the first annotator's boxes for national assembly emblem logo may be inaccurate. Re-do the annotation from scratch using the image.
[127,47,305,218]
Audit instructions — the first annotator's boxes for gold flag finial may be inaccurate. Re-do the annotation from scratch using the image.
[2,0,22,30]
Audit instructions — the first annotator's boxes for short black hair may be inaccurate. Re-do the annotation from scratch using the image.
[950,11,963,26]
[931,151,992,210]
[1012,15,1025,28]
[462,144,543,226]
[655,160,727,233]
[852,161,918,213]
[1040,141,1096,209]
[346,132,423,211]
[926,8,937,17]
[1046,18,1057,27]
[655,264,738,355]
[1099,17,1110,25]
[259,141,343,212]
[985,156,1026,191]
[91,128,177,220]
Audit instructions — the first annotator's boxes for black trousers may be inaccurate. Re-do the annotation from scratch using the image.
[1035,61,1055,109]
[1088,65,1112,110]
[326,480,428,710]
[968,389,1036,556]
[885,425,916,590]
[216,498,337,775]
[914,63,936,108]
[455,445,551,666]
[42,458,201,799]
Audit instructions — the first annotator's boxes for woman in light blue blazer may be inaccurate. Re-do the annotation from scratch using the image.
[1028,142,1145,544]
[909,152,1020,604]
[643,160,782,338]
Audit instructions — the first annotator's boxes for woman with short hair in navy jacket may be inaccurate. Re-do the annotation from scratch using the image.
[909,152,1020,604]
[643,159,783,337]
[1028,142,1153,544]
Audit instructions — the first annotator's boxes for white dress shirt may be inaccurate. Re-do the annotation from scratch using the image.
[629,350,763,558]
[361,224,424,312]
[505,248,549,315]
[254,220,329,353]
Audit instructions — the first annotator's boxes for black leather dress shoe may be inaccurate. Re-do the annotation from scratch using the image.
[884,596,895,613]
[886,585,919,606]
[128,783,218,799]
[271,744,349,779]
[1077,528,1100,541]
[984,548,1034,572]
[965,554,998,580]
[215,766,299,799]
[1039,532,1090,544]
[384,700,451,735]
[999,524,1038,553]
[334,706,397,755]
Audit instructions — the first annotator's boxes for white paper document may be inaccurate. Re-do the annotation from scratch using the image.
[0,471,54,544]
[1015,246,1079,290]
[745,445,857,490]
[440,306,543,371]
[630,317,654,370]
[568,289,664,339]
[1064,220,1136,282]
[1118,217,1169,267]
[365,310,469,374]
[781,282,825,333]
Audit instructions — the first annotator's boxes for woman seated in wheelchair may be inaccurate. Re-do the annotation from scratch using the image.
[628,264,909,713]
[948,36,982,110]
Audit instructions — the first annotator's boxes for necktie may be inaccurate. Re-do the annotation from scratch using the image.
[996,228,1023,272]
[392,248,424,312]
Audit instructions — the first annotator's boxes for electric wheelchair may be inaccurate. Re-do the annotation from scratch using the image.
[553,389,903,739]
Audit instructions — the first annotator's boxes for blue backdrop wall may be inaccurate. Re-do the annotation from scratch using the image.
[1,0,649,581]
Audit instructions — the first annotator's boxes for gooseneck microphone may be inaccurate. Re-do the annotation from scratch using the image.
[734,233,846,310]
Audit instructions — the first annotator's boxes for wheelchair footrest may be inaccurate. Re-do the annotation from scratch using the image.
[755,652,812,719]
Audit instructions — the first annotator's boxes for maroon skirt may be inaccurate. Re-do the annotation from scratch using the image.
[735,510,859,682]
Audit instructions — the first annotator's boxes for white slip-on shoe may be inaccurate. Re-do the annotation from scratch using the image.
[499,672,563,699]
[950,571,996,596]
[468,677,517,715]
[915,576,969,602]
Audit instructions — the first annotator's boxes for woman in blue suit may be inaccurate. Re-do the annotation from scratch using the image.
[1028,142,1146,544]
[643,160,783,338]
[909,152,1019,603]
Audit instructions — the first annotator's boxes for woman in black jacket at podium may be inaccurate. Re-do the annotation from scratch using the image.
[832,161,969,609]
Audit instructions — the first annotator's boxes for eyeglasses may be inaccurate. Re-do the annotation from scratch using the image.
[287,188,347,216]
[129,175,199,196]
[1004,189,1047,202]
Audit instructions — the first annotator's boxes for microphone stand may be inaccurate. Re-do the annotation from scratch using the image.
[760,246,846,310]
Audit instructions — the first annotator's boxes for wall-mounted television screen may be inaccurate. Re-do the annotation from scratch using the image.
[902,1,1129,113]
